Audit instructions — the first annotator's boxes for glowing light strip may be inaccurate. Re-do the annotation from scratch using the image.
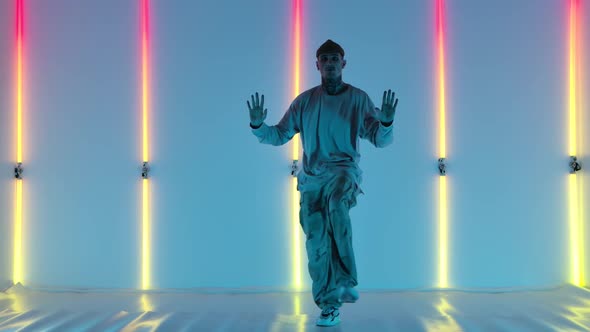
[568,0,585,286]
[13,0,24,285]
[436,0,449,288]
[437,0,447,159]
[14,181,22,284]
[141,0,151,290]
[17,0,23,163]
[568,0,577,157]
[142,0,149,163]
[142,179,150,289]
[569,175,582,285]
[291,0,303,291]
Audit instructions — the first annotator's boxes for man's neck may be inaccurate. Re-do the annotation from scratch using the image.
[322,77,346,95]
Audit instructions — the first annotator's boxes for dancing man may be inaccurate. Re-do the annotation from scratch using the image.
[248,39,398,327]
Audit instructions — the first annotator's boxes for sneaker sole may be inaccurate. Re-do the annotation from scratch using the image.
[316,307,341,326]
[316,317,341,326]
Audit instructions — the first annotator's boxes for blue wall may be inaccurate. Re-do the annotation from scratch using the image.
[0,0,589,290]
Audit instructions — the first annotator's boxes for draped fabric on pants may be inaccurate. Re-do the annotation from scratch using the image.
[299,171,361,309]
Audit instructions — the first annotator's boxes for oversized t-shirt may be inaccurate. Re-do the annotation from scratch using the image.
[251,83,394,195]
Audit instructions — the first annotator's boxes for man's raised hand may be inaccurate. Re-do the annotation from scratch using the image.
[247,92,267,127]
[377,89,398,123]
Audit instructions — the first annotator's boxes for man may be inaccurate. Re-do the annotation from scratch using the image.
[247,39,397,327]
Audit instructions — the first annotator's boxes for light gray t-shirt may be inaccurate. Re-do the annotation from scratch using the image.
[251,83,394,194]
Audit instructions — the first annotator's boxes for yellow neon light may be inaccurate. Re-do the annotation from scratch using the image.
[292,178,302,289]
[567,0,585,287]
[436,0,449,289]
[141,0,151,290]
[291,0,303,291]
[142,179,151,289]
[569,174,583,285]
[13,180,23,284]
[439,176,448,288]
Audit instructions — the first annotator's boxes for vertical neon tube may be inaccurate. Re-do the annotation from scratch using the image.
[567,0,585,286]
[141,0,151,290]
[436,0,449,289]
[13,0,24,286]
[291,0,303,291]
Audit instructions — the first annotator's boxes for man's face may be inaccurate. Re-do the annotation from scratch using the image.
[316,53,346,80]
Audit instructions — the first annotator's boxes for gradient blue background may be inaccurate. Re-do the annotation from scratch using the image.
[0,0,589,290]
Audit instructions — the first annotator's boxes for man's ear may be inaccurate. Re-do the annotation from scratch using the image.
[342,59,347,69]
[316,61,319,70]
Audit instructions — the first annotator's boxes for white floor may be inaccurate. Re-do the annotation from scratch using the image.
[1,284,589,331]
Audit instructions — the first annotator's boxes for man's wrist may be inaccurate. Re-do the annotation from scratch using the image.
[380,119,393,127]
[250,122,263,129]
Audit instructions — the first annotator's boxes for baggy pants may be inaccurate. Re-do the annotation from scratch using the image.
[299,173,360,310]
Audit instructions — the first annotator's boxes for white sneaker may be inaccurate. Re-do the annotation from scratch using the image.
[338,286,359,303]
[316,306,341,326]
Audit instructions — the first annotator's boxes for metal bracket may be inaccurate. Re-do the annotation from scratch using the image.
[142,162,150,179]
[14,162,23,179]
[438,158,446,176]
[290,160,299,177]
[569,156,582,174]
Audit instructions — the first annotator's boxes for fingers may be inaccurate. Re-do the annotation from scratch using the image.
[383,89,396,106]
[248,92,265,110]
[393,98,398,109]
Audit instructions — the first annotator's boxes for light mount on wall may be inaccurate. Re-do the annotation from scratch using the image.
[569,156,582,174]
[290,160,299,177]
[142,162,150,179]
[438,158,446,176]
[14,162,23,179]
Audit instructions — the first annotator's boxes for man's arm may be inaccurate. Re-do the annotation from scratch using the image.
[251,103,299,146]
[359,97,394,148]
